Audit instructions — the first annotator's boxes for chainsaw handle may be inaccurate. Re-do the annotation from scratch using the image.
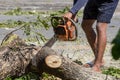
[63,17,77,27]
[51,16,77,28]
[64,17,78,40]
[51,16,78,41]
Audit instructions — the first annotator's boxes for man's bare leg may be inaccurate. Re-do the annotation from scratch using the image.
[92,22,108,72]
[81,20,106,71]
[81,20,97,58]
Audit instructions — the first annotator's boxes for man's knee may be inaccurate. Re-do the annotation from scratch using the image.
[96,22,108,32]
[81,20,95,31]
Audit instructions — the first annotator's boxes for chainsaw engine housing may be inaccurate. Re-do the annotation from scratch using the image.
[51,16,77,41]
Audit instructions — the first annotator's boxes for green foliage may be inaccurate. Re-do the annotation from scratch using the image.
[5,72,39,80]
[4,7,23,15]
[2,7,70,16]
[102,67,120,78]
[0,15,50,44]
[36,16,50,30]
[5,72,60,80]
[58,6,70,14]
[1,34,18,46]
[0,20,25,28]
[3,7,45,16]
[50,6,70,17]
[111,29,120,60]
[42,72,59,80]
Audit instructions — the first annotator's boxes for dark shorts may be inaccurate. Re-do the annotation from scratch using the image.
[83,0,119,23]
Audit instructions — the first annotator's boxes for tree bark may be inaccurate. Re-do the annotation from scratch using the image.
[0,35,41,79]
[0,34,119,80]
[31,47,118,80]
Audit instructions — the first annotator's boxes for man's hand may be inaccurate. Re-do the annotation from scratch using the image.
[64,12,78,23]
[63,12,73,19]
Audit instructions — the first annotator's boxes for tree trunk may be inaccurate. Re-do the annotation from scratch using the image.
[0,34,118,80]
[0,34,41,79]
[31,47,118,80]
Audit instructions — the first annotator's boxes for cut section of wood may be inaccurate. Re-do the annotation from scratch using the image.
[45,55,62,68]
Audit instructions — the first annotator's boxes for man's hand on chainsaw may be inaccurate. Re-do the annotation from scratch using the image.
[63,12,73,19]
[64,12,78,23]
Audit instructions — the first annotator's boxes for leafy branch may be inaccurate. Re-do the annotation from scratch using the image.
[111,29,120,60]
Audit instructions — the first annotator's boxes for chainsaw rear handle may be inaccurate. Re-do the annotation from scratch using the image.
[51,16,77,28]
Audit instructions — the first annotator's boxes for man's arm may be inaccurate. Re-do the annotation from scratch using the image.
[70,0,88,15]
[64,0,88,19]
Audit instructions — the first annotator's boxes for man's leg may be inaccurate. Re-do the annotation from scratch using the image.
[81,20,97,58]
[81,0,98,59]
[82,20,107,71]
[92,22,108,72]
[81,20,106,71]
[92,0,119,71]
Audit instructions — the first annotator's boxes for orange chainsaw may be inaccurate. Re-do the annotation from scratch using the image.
[51,16,77,41]
[43,16,78,48]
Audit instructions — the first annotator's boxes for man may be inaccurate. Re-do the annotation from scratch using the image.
[64,0,119,72]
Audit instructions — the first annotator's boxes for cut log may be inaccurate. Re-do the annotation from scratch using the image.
[45,55,62,68]
[0,34,119,80]
[0,34,41,79]
[31,47,118,80]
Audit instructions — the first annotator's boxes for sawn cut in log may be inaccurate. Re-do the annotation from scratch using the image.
[0,34,119,80]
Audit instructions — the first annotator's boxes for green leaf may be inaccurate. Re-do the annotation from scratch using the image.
[111,29,120,60]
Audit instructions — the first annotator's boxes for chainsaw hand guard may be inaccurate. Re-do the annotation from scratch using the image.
[51,16,77,41]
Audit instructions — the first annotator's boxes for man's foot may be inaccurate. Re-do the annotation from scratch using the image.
[83,61,94,68]
[92,64,102,72]
[83,60,104,68]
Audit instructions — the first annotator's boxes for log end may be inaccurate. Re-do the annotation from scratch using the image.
[45,55,62,68]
